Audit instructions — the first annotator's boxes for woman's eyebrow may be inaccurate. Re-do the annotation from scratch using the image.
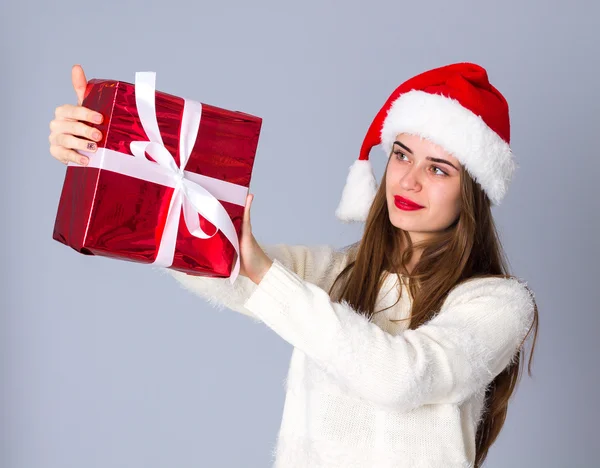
[393,140,459,171]
[427,157,459,171]
[393,140,413,154]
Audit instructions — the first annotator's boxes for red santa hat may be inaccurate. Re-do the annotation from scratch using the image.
[335,62,516,222]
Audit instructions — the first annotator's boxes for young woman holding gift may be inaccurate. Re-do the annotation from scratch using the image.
[49,63,539,468]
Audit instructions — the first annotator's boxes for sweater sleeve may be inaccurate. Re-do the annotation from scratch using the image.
[163,243,351,321]
[243,259,536,412]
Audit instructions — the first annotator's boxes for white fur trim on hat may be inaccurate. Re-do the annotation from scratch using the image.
[380,90,516,205]
[335,159,378,222]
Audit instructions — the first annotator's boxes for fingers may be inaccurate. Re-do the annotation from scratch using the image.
[49,103,104,166]
[49,65,95,166]
[244,193,253,227]
[50,132,99,152]
[71,64,88,105]
[49,130,97,165]
[54,104,103,124]
[242,193,254,238]
[49,145,89,166]
[49,119,102,142]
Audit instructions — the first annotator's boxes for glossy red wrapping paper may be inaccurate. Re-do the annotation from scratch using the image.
[52,78,262,277]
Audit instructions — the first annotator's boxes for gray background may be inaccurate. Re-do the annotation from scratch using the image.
[2,0,599,466]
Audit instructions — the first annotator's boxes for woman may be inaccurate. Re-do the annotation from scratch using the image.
[49,62,539,467]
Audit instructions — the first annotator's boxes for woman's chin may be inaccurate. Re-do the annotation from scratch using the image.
[388,216,421,231]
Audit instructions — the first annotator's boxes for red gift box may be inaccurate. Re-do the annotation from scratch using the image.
[53,72,262,281]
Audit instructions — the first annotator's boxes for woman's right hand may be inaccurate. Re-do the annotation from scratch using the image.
[48,64,105,166]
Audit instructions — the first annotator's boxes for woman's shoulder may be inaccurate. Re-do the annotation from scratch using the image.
[443,274,536,313]
[423,275,538,349]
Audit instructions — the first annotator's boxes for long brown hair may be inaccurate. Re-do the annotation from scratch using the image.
[328,154,539,467]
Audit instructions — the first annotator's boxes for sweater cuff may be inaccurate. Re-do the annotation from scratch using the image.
[243,259,304,315]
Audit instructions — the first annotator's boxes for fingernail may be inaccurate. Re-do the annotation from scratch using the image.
[79,156,89,165]
[93,131,102,140]
[86,142,97,151]
[94,114,103,123]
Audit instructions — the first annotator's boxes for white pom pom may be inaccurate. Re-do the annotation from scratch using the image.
[335,159,378,223]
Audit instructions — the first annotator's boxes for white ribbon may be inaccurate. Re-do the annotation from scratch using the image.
[71,72,246,284]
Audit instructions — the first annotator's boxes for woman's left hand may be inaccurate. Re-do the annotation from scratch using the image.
[239,193,273,285]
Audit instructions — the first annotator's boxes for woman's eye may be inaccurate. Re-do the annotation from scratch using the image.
[394,151,448,176]
[432,166,448,176]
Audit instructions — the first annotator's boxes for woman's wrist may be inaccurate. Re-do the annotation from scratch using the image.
[251,258,274,285]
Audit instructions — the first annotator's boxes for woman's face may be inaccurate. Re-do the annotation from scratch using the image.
[385,133,462,244]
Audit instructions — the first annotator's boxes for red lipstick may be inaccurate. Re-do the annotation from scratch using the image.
[394,196,424,211]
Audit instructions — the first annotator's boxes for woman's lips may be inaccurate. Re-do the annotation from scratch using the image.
[394,196,424,211]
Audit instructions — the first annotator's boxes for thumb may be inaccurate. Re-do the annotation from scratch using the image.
[71,64,88,105]
[243,193,253,236]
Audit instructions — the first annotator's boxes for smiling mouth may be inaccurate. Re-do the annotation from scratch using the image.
[394,196,424,210]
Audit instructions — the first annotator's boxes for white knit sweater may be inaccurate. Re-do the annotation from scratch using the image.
[166,244,535,468]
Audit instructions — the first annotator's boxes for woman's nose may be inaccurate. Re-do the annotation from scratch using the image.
[399,166,422,190]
